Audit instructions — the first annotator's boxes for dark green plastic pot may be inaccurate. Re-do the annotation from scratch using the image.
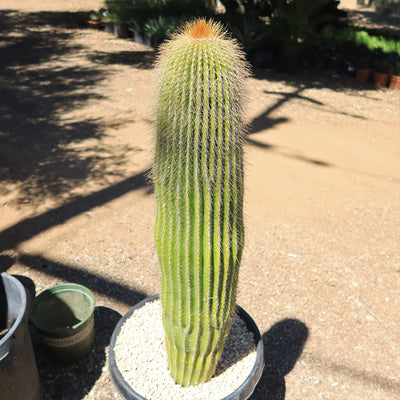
[31,283,95,364]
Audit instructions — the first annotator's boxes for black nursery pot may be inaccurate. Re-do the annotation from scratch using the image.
[114,22,130,38]
[109,295,264,400]
[0,273,42,400]
[105,22,114,34]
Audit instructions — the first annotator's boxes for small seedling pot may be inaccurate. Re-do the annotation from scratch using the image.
[0,273,42,400]
[31,283,95,364]
[389,74,400,89]
[355,68,371,83]
[109,295,264,400]
[373,71,390,88]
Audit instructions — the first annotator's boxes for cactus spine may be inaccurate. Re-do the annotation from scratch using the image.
[153,19,249,387]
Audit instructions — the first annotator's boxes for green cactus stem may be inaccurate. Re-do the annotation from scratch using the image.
[153,19,249,387]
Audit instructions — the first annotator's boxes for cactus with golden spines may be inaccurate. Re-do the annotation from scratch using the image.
[153,19,249,387]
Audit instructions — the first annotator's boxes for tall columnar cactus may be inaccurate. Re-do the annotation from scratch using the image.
[153,19,249,387]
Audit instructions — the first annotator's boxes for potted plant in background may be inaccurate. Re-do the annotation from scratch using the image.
[86,9,104,29]
[144,15,183,48]
[102,9,119,35]
[129,17,151,46]
[105,0,133,38]
[109,19,264,400]
[124,0,154,45]
[114,15,131,39]
[372,49,391,88]
[389,53,400,89]
[353,50,373,83]
[222,13,275,68]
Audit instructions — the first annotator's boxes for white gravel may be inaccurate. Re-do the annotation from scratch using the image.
[113,299,257,400]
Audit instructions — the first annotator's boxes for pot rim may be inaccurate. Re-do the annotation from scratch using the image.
[30,283,95,334]
[109,294,264,400]
[0,273,27,352]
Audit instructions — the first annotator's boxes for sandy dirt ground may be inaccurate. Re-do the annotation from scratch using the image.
[0,1,399,399]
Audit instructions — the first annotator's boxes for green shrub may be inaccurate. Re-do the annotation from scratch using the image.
[319,25,400,73]
[221,13,273,51]
[144,15,185,40]
[105,0,216,34]
[271,0,344,43]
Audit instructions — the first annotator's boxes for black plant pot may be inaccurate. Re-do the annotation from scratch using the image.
[114,23,130,38]
[0,273,42,400]
[105,22,114,34]
[251,49,275,69]
[109,295,264,400]
[133,31,152,47]
[278,47,301,74]
[151,35,164,49]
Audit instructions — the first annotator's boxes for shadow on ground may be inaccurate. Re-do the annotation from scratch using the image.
[0,169,152,252]
[0,10,134,205]
[89,50,156,69]
[250,319,309,400]
[14,253,148,307]
[248,70,370,135]
[346,8,400,33]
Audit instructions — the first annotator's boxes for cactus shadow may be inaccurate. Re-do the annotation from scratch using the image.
[250,318,309,400]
